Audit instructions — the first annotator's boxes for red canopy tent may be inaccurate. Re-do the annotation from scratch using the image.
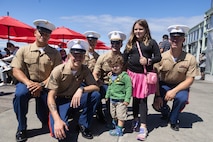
[9,36,66,46]
[95,44,111,50]
[95,40,111,50]
[0,16,35,41]
[50,26,86,43]
[0,35,8,40]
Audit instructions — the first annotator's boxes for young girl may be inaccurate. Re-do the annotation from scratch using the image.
[123,19,161,141]
[105,55,132,136]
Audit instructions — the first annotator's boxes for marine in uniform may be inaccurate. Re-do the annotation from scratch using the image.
[47,39,101,140]
[83,31,108,123]
[153,25,200,131]
[93,31,126,128]
[83,31,100,72]
[11,19,62,142]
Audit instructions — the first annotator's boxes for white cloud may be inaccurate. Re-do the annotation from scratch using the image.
[0,15,204,54]
[60,14,204,45]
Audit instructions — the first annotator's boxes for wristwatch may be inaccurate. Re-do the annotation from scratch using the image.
[39,82,45,88]
[80,86,84,93]
[148,58,152,65]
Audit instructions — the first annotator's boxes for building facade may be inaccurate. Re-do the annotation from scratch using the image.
[185,2,213,75]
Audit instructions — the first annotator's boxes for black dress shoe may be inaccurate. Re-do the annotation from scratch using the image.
[170,124,179,131]
[161,115,170,124]
[79,125,93,139]
[161,115,169,120]
[16,130,27,142]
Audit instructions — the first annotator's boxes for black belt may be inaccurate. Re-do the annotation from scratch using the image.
[111,99,124,102]
[57,96,72,99]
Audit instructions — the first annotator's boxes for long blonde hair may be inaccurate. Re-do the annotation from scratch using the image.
[125,19,152,52]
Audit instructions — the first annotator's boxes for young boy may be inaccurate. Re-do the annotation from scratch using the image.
[105,55,132,136]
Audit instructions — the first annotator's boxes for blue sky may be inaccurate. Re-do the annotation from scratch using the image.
[0,0,211,51]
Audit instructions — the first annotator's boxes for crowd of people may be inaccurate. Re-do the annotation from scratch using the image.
[0,42,19,86]
[0,18,202,142]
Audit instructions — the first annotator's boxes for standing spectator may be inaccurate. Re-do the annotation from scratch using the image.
[11,19,62,142]
[199,52,206,80]
[57,43,68,63]
[105,55,132,136]
[153,25,199,132]
[47,39,100,140]
[59,48,68,63]
[93,31,126,129]
[123,19,161,141]
[160,34,171,53]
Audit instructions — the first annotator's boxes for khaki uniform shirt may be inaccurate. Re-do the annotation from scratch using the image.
[83,51,99,72]
[11,42,62,82]
[93,51,120,84]
[46,59,97,97]
[154,50,199,84]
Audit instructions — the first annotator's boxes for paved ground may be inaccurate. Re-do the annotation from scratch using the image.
[0,75,213,142]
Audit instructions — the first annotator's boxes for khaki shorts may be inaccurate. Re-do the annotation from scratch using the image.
[110,101,128,121]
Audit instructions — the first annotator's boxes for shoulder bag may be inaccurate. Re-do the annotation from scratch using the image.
[136,41,157,94]
[136,41,157,84]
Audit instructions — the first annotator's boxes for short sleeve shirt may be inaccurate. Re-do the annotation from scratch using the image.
[93,51,118,84]
[83,51,99,72]
[11,42,62,82]
[46,59,97,97]
[154,50,199,84]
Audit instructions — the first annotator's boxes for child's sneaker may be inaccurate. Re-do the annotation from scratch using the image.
[132,120,139,132]
[109,126,123,136]
[137,127,148,141]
